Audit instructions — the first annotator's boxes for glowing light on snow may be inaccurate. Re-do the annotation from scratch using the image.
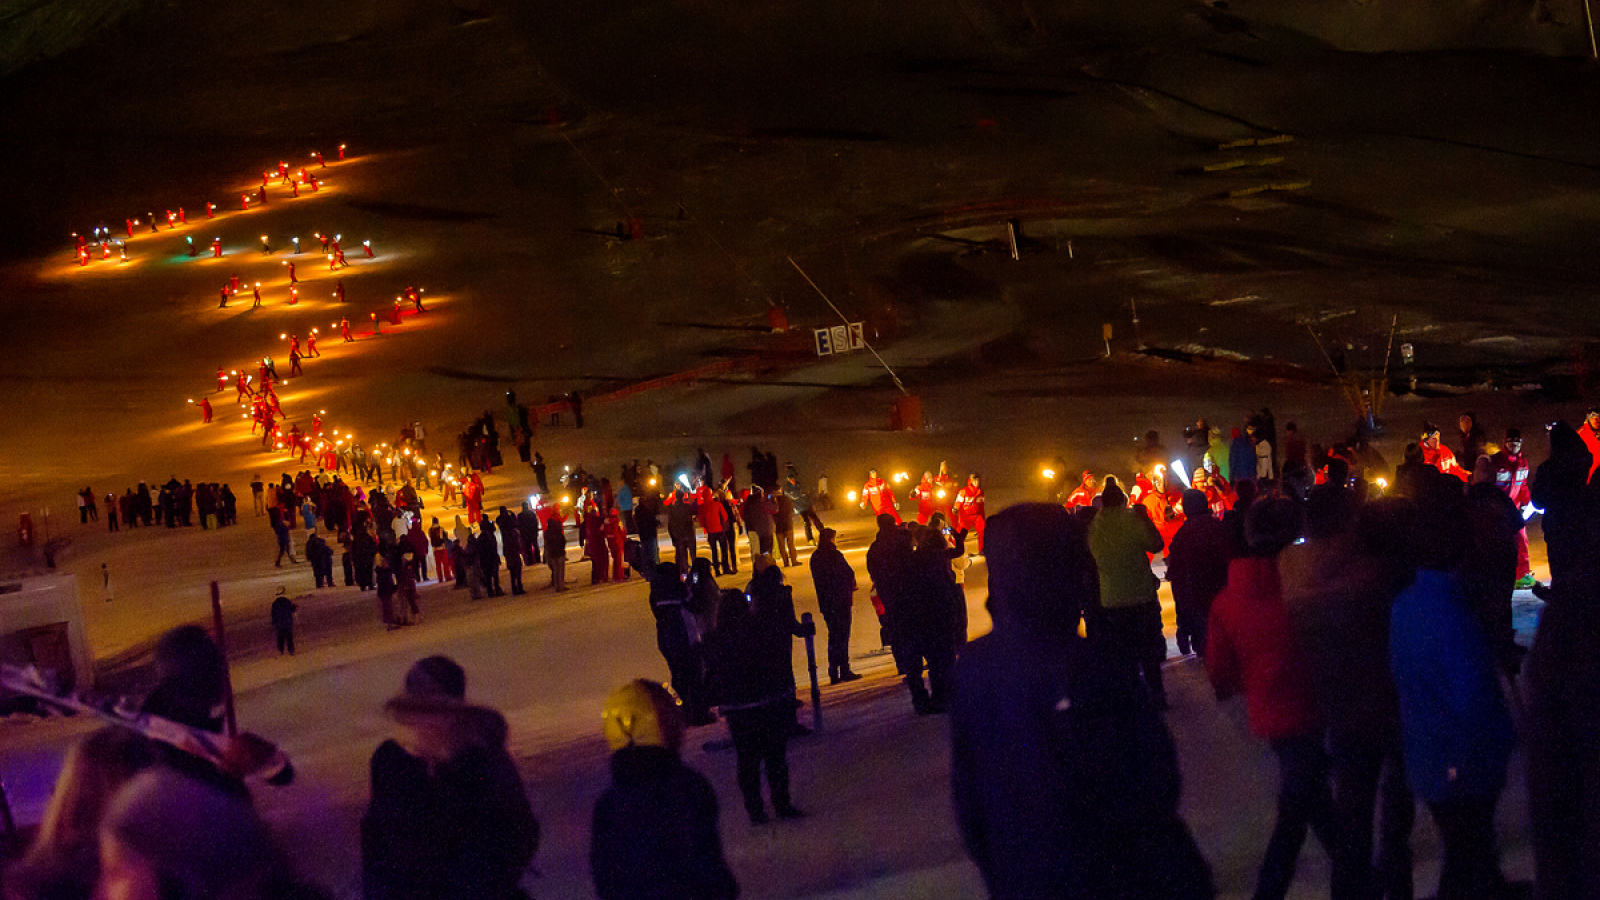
[1041,468,1056,480]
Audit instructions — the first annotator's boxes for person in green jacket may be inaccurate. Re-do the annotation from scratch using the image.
[1089,480,1169,708]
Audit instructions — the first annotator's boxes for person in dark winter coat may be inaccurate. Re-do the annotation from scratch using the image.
[497,507,526,595]
[1524,543,1600,900]
[477,518,504,597]
[353,527,378,592]
[1206,498,1336,900]
[1280,489,1416,900]
[1530,420,1595,591]
[517,501,541,566]
[1163,489,1229,657]
[707,588,803,824]
[306,530,334,588]
[865,514,918,698]
[270,588,297,655]
[809,528,860,683]
[952,503,1213,900]
[363,657,539,900]
[545,511,569,590]
[649,564,713,725]
[1462,459,1526,676]
[590,680,739,900]
[746,560,813,730]
[890,526,962,714]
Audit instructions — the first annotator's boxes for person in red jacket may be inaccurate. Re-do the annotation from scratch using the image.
[1579,408,1600,481]
[462,472,484,524]
[1064,471,1098,508]
[199,397,213,423]
[1421,425,1469,481]
[952,474,987,554]
[695,482,732,575]
[909,472,938,524]
[859,469,900,523]
[1491,428,1536,588]
[1206,498,1336,900]
[606,507,628,581]
[933,462,959,520]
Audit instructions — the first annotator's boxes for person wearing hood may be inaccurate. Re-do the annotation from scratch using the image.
[477,517,504,598]
[590,680,739,900]
[1164,489,1229,657]
[952,503,1213,900]
[1530,420,1596,590]
[650,564,714,726]
[362,656,539,900]
[497,506,526,595]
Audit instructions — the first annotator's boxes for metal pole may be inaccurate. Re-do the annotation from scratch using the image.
[801,612,822,732]
[211,581,238,737]
[1585,0,1598,60]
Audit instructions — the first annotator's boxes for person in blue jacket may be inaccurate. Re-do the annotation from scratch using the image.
[1389,492,1517,900]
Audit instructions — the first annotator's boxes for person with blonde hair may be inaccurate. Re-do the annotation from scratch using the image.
[4,727,157,900]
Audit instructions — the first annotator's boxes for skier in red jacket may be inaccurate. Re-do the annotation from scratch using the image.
[1421,425,1469,481]
[909,472,938,524]
[859,469,900,523]
[952,474,987,553]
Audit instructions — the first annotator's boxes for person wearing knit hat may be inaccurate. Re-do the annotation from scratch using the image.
[591,680,738,900]
[362,658,538,900]
[1165,488,1230,658]
[1087,478,1168,708]
[97,770,316,900]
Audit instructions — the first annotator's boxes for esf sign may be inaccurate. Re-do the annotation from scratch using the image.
[815,323,865,356]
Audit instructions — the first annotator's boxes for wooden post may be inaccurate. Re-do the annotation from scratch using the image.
[801,612,822,732]
[211,581,238,737]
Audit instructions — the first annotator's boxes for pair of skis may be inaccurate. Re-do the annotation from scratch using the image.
[0,663,293,786]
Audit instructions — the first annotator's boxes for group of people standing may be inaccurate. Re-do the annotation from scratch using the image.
[83,479,241,533]
[991,407,1598,900]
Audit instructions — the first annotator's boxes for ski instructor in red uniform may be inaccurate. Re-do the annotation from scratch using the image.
[953,474,987,554]
[859,469,901,524]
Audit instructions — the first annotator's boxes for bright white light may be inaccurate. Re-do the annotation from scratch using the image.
[1170,459,1191,488]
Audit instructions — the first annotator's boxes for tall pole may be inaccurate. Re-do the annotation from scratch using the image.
[1585,0,1598,60]
[211,581,238,737]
